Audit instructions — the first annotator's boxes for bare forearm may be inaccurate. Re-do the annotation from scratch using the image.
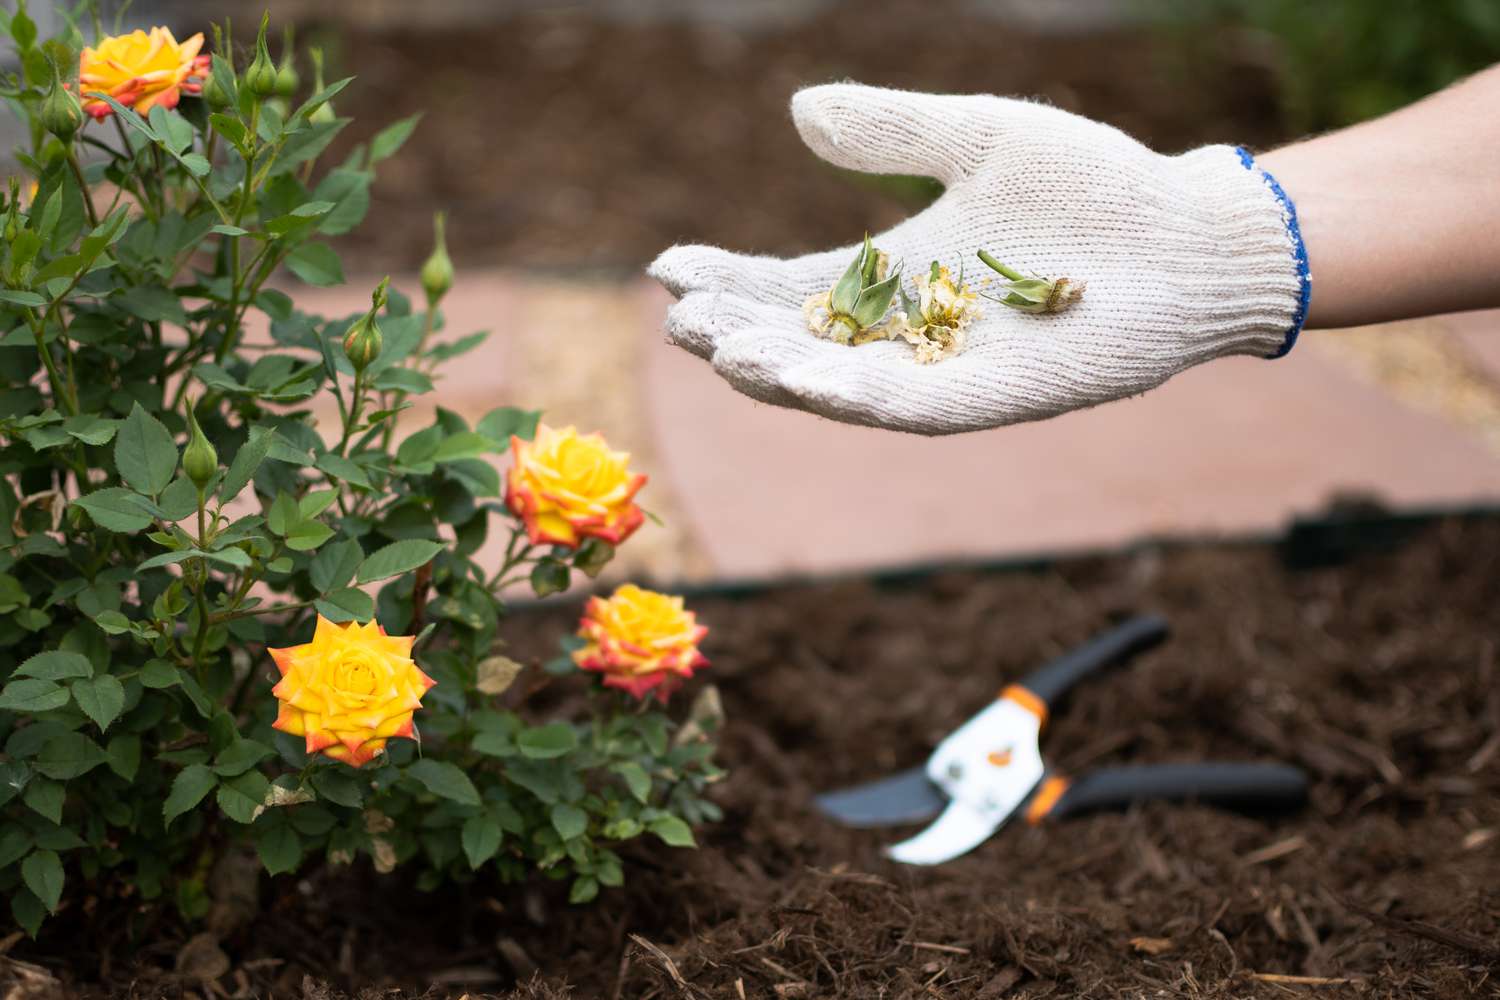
[1259,63,1500,329]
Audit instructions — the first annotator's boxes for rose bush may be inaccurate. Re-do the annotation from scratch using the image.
[0,6,721,936]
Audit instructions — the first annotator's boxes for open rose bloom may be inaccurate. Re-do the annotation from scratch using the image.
[505,424,646,549]
[574,584,708,703]
[270,617,436,767]
[79,27,210,120]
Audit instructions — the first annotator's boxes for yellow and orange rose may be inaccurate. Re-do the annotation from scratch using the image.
[574,584,708,703]
[505,424,646,550]
[78,27,210,121]
[269,616,436,768]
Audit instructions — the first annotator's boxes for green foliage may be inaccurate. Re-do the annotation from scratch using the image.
[1157,0,1500,131]
[0,8,721,937]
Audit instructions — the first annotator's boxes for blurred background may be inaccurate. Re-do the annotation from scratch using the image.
[12,0,1500,584]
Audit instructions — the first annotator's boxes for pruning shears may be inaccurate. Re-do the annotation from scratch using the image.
[814,615,1308,865]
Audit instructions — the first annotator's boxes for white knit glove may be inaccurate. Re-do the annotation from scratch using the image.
[649,84,1311,435]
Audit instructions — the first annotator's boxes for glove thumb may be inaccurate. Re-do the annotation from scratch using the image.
[791,83,996,185]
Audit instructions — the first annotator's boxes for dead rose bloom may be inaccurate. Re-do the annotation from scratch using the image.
[804,234,904,346]
[977,250,1086,315]
[898,262,981,364]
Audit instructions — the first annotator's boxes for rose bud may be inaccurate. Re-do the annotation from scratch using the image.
[804,233,903,346]
[273,27,300,98]
[977,250,1085,315]
[40,61,83,142]
[573,584,708,704]
[182,399,218,492]
[342,277,389,372]
[244,15,279,98]
[307,48,336,125]
[270,616,436,768]
[420,212,454,307]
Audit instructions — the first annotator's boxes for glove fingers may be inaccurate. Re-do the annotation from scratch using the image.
[792,83,999,185]
[664,291,799,361]
[709,325,834,411]
[650,243,850,307]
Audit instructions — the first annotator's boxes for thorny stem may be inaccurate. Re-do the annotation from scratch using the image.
[65,149,99,228]
[336,370,366,456]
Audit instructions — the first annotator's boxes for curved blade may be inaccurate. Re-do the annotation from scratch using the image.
[885,798,1000,866]
[814,767,946,828]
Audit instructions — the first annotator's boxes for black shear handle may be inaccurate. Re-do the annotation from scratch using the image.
[1016,615,1169,708]
[1038,763,1309,822]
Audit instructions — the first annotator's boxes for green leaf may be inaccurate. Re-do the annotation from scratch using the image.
[314,453,371,488]
[550,802,588,841]
[569,875,599,904]
[63,414,120,446]
[0,289,47,307]
[93,610,131,635]
[105,733,141,781]
[0,826,32,868]
[139,659,181,688]
[214,739,274,777]
[649,815,696,848]
[356,539,443,584]
[299,489,339,519]
[517,723,578,760]
[220,427,275,502]
[0,678,71,712]
[405,759,480,806]
[10,888,45,938]
[70,676,124,731]
[310,768,363,808]
[284,242,345,287]
[16,650,94,681]
[284,519,335,552]
[530,560,570,598]
[204,546,253,569]
[476,407,541,444]
[613,762,652,804]
[267,492,299,536]
[310,539,364,593]
[256,823,302,875]
[369,112,422,163]
[163,764,217,826]
[22,778,64,824]
[21,850,64,912]
[73,488,154,532]
[114,403,178,495]
[432,432,499,463]
[118,285,189,326]
[34,732,107,780]
[461,813,502,869]
[216,769,271,824]
[314,587,374,623]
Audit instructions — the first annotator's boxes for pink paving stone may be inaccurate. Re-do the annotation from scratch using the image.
[1443,309,1500,381]
[637,284,1500,580]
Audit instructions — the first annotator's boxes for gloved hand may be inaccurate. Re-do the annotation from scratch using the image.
[649,84,1311,435]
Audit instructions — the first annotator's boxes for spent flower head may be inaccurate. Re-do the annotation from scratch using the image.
[897,261,981,364]
[804,234,903,346]
[977,250,1085,315]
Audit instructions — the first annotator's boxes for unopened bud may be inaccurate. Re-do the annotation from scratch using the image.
[273,27,299,97]
[183,401,218,491]
[201,67,232,110]
[40,61,83,143]
[307,47,335,124]
[244,15,279,98]
[343,276,389,371]
[420,212,454,307]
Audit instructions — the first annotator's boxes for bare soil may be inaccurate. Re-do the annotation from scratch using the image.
[21,510,1500,998]
[317,0,1286,273]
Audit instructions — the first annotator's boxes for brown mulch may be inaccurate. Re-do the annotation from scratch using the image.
[316,0,1287,273]
[18,510,1500,997]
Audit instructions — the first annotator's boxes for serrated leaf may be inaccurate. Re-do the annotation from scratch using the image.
[461,813,502,869]
[21,850,63,912]
[310,768,363,808]
[550,802,588,841]
[63,414,120,446]
[517,723,578,760]
[69,676,124,731]
[0,678,71,712]
[649,815,696,848]
[310,539,364,593]
[216,769,270,824]
[314,453,371,488]
[114,403,178,495]
[220,427,275,502]
[356,539,443,584]
[163,764,217,826]
[73,488,154,532]
[405,758,480,806]
[284,519,334,551]
[314,587,375,623]
[214,738,273,777]
[285,241,344,287]
[369,112,421,163]
[21,778,63,824]
[256,823,302,874]
[34,731,107,780]
[16,650,93,681]
[106,733,141,781]
[613,762,652,804]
